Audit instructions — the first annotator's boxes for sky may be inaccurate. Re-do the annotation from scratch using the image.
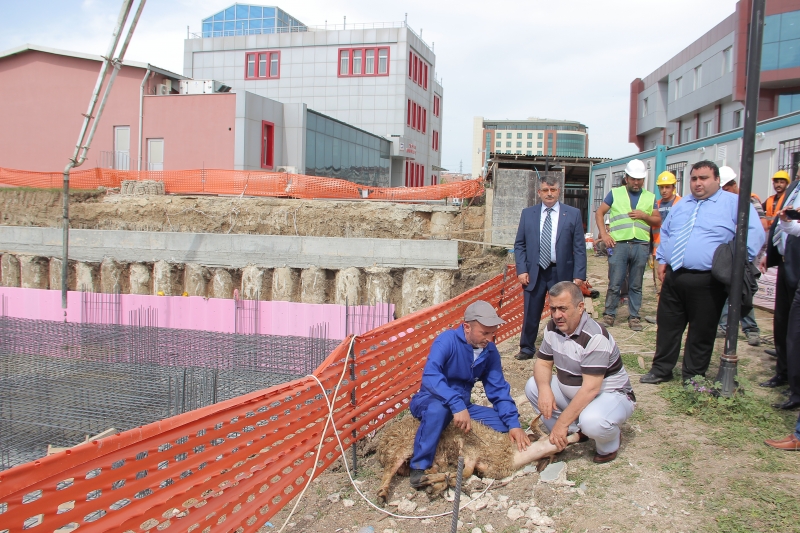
[0,0,741,174]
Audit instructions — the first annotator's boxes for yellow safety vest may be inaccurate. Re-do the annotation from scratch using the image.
[608,186,655,242]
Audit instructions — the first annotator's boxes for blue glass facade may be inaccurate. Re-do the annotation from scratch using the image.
[763,10,800,71]
[305,111,391,187]
[202,4,307,38]
[555,133,586,157]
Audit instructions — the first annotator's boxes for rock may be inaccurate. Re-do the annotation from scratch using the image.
[538,461,573,486]
[497,495,509,502]
[272,267,299,302]
[528,513,554,527]
[334,266,363,305]
[152,261,176,296]
[2,254,21,287]
[18,255,48,289]
[184,263,211,297]
[396,499,417,513]
[49,257,71,291]
[210,269,233,299]
[326,493,340,503]
[457,520,463,530]
[241,265,270,300]
[507,507,525,521]
[400,268,435,316]
[75,262,99,292]
[472,528,482,533]
[387,500,400,507]
[420,519,433,525]
[522,465,538,474]
[484,525,494,533]
[342,499,355,507]
[356,527,374,533]
[432,269,454,304]
[129,263,151,294]
[365,266,393,306]
[300,266,328,304]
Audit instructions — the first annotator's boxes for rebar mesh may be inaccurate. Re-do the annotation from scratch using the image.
[0,315,338,471]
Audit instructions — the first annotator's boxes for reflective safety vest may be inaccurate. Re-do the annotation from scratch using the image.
[765,192,786,222]
[608,186,656,242]
[651,195,681,249]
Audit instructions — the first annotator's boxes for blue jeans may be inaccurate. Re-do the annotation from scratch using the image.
[409,397,511,470]
[718,298,759,334]
[604,242,649,319]
[795,413,800,440]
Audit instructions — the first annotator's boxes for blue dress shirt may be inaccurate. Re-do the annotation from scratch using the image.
[656,189,765,270]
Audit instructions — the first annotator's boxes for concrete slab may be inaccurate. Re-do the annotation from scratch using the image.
[0,226,458,270]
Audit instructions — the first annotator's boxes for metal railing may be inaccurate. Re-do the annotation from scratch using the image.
[98,150,131,170]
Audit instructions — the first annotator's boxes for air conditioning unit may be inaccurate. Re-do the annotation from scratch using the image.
[179,80,232,95]
[276,166,297,173]
[156,84,169,95]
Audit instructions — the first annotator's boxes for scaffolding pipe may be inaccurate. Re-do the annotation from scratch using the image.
[61,0,147,310]
[137,68,151,171]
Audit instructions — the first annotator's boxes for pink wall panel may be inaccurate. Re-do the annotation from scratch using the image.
[0,287,393,339]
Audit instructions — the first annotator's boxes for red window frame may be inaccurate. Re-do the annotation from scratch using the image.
[423,63,428,90]
[408,52,413,78]
[407,99,412,126]
[422,108,427,134]
[412,102,418,129]
[432,130,439,151]
[431,174,437,185]
[408,51,429,90]
[433,95,440,116]
[261,120,275,169]
[245,51,281,80]
[337,47,390,77]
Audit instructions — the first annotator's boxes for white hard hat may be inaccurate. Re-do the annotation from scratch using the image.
[719,166,737,187]
[624,159,647,180]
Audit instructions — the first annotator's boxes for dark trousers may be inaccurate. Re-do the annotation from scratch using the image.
[520,264,558,355]
[784,286,800,402]
[773,264,796,380]
[650,268,728,381]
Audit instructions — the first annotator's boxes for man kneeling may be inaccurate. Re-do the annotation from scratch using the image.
[525,282,636,463]
[409,300,530,488]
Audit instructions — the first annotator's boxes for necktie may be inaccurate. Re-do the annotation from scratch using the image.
[671,200,705,270]
[774,185,800,254]
[539,207,554,270]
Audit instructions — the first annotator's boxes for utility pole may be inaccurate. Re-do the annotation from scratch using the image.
[718,0,765,396]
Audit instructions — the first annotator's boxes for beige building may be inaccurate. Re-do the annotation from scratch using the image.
[471,117,589,177]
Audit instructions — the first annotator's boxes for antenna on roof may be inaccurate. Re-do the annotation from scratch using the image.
[343,15,346,30]
[405,13,408,25]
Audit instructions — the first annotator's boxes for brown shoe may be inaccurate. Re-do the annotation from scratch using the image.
[514,351,534,360]
[593,449,618,463]
[764,434,800,451]
[628,317,643,331]
[602,315,615,327]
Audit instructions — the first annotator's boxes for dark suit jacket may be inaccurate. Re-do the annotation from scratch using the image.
[767,180,800,289]
[513,202,587,292]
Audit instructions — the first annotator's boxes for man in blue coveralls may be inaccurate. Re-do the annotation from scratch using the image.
[408,300,530,489]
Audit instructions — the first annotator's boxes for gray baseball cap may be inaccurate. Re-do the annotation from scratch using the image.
[464,300,506,327]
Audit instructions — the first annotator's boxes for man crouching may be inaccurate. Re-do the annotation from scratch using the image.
[409,300,531,489]
[525,282,636,463]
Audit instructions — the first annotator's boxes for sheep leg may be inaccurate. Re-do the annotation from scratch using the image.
[511,433,580,470]
[377,457,409,505]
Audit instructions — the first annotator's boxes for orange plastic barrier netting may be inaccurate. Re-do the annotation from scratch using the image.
[0,265,529,533]
[0,167,484,201]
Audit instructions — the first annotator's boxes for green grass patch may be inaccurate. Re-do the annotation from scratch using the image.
[709,479,800,533]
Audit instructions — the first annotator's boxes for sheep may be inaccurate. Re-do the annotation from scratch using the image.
[375,414,579,503]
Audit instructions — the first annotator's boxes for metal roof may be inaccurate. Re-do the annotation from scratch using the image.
[0,44,187,80]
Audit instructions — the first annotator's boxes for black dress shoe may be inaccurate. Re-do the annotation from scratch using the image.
[772,398,800,410]
[760,375,788,388]
[639,372,672,384]
[514,351,534,360]
[764,349,777,357]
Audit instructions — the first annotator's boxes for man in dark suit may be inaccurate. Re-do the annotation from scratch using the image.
[763,178,800,410]
[513,174,587,360]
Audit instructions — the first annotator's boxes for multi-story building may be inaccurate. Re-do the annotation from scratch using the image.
[631,0,800,152]
[471,117,588,177]
[185,3,444,187]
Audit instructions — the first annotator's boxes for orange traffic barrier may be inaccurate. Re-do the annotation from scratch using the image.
[0,167,484,201]
[0,266,532,532]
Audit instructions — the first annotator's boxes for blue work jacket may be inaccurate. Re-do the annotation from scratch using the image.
[411,324,521,429]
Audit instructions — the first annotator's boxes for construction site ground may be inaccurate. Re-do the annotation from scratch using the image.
[268,256,800,533]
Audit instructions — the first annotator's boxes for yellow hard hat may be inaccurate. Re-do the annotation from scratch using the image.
[773,170,790,181]
[656,171,676,185]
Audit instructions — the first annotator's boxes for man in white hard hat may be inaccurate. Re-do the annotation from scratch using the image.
[595,159,662,331]
[717,166,766,346]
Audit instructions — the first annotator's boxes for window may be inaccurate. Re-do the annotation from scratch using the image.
[404,162,425,187]
[261,121,274,169]
[516,142,522,148]
[778,93,800,115]
[412,102,417,129]
[527,142,532,148]
[506,142,511,148]
[537,150,543,155]
[763,11,800,71]
[506,133,512,139]
[495,141,501,148]
[423,63,428,90]
[422,108,427,133]
[537,141,543,148]
[526,151,532,155]
[722,46,733,74]
[516,150,522,154]
[339,47,390,77]
[668,133,674,146]
[675,76,683,100]
[495,132,501,139]
[642,97,648,117]
[408,50,429,89]
[527,133,533,139]
[406,99,426,132]
[537,132,543,139]
[611,170,625,187]
[684,126,693,142]
[666,161,687,195]
[694,65,702,90]
[778,137,800,178]
[245,51,280,79]
[703,120,713,137]
[517,133,522,139]
[733,109,742,128]
[407,99,412,126]
[432,130,440,151]
[593,175,606,211]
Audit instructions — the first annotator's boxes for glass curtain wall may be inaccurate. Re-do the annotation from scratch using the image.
[555,133,587,157]
[202,4,307,38]
[305,111,391,187]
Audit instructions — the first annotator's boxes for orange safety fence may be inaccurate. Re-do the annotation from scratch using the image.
[0,167,484,201]
[0,265,530,533]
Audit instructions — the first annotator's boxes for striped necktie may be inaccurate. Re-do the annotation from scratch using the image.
[773,185,800,254]
[539,207,554,270]
[671,199,705,271]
